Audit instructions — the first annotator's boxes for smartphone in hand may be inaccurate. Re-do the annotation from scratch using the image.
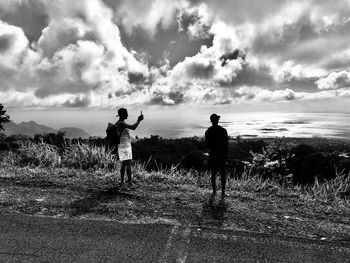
[138,110,144,121]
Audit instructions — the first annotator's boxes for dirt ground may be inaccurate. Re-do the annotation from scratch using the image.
[0,166,349,246]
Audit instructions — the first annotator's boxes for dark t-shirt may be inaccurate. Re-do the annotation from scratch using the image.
[205,125,228,157]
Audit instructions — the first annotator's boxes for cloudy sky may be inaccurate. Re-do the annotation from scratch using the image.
[1,0,350,135]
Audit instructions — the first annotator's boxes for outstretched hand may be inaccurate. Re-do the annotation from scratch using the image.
[138,111,144,121]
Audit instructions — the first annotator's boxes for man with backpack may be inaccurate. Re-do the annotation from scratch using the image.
[107,108,144,186]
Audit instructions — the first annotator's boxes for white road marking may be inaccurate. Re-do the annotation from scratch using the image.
[158,225,179,263]
[158,225,192,263]
[177,226,191,263]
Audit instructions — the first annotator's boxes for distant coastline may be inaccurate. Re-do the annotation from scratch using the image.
[156,112,350,140]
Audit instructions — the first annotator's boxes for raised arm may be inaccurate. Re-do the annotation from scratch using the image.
[119,112,144,130]
[121,120,141,130]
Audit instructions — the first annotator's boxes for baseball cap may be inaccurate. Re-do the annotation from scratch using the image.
[210,113,220,121]
[116,108,127,117]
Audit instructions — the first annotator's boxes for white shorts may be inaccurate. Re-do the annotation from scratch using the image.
[118,145,133,161]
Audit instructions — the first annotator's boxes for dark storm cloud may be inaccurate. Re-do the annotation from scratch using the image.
[63,95,91,108]
[0,0,48,43]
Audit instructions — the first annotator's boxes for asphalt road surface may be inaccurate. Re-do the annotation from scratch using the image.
[0,214,349,262]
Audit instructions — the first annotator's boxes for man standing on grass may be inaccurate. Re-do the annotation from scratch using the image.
[205,114,228,197]
[115,108,143,186]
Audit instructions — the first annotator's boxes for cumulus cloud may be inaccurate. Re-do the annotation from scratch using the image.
[0,21,31,69]
[0,0,48,43]
[105,0,185,37]
[0,0,150,108]
[320,47,350,71]
[147,33,246,105]
[1,0,350,109]
[316,71,350,90]
[232,86,302,102]
[177,3,212,40]
[63,94,91,108]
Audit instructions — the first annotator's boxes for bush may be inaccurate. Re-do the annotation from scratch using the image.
[181,150,207,172]
[62,143,118,170]
[288,144,340,184]
[243,139,295,183]
[16,141,61,167]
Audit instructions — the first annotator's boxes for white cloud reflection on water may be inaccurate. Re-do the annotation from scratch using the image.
[7,108,350,139]
[175,112,350,139]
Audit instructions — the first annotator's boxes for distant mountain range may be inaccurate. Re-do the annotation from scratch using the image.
[3,121,90,139]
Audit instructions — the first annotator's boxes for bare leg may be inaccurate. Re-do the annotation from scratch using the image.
[120,161,126,184]
[125,160,132,185]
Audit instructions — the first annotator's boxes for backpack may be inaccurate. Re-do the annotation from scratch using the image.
[106,122,122,152]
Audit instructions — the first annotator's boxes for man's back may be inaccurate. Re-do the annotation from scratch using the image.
[205,125,228,156]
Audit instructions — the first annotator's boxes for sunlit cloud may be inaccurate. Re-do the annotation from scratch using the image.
[0,0,349,109]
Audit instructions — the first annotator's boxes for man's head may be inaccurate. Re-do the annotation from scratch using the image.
[210,113,220,125]
[117,108,128,119]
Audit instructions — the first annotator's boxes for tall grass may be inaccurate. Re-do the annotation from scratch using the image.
[3,141,350,204]
[7,141,118,171]
[227,171,282,193]
[62,143,118,170]
[133,160,196,185]
[303,171,350,202]
[15,141,61,167]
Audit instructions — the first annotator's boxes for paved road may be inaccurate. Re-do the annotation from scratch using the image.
[0,214,349,262]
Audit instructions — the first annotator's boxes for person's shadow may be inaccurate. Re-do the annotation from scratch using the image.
[200,194,228,227]
[69,186,137,217]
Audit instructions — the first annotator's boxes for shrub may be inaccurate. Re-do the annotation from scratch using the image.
[181,150,207,172]
[243,139,295,183]
[62,143,118,170]
[288,144,340,184]
[16,141,61,167]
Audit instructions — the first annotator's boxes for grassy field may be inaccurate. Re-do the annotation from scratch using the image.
[0,141,349,244]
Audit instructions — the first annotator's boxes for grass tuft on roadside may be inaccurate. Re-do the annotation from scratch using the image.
[0,145,349,241]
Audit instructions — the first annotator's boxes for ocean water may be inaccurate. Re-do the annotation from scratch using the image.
[141,112,350,140]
